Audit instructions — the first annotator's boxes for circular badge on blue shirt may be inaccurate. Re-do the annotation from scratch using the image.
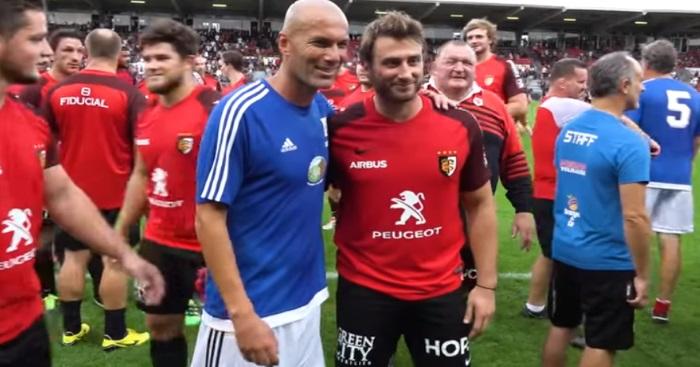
[307,156,327,185]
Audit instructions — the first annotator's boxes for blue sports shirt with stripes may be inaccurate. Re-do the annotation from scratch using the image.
[196,80,333,327]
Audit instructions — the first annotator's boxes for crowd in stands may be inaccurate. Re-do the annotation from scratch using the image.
[47,22,700,92]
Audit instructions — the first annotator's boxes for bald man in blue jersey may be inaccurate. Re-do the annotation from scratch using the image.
[192,1,348,366]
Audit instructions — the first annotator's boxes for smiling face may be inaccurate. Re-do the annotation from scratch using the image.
[367,36,424,103]
[142,42,193,95]
[278,10,349,91]
[431,42,476,96]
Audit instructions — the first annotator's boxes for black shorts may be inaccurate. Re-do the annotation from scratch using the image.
[136,240,204,314]
[54,209,140,252]
[0,317,50,367]
[548,261,636,350]
[533,198,554,258]
[336,277,472,367]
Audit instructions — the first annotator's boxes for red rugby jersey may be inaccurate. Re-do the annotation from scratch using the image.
[0,94,58,343]
[321,68,360,110]
[45,69,146,209]
[338,87,373,111]
[18,72,58,109]
[427,83,532,212]
[202,74,221,92]
[6,85,24,98]
[475,55,525,103]
[116,67,135,86]
[532,96,591,200]
[329,95,490,300]
[136,86,220,252]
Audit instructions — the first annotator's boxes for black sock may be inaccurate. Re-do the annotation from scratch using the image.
[150,336,188,367]
[61,300,82,334]
[104,308,127,340]
[34,247,56,297]
[88,254,103,302]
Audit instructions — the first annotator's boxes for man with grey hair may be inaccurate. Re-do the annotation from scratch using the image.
[46,28,150,350]
[624,39,700,323]
[428,39,535,252]
[542,52,651,367]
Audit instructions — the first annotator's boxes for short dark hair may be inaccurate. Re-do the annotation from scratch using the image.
[642,39,677,74]
[85,29,121,59]
[589,51,637,98]
[549,58,587,82]
[139,19,199,58]
[358,11,425,64]
[48,28,83,51]
[0,0,42,38]
[221,50,244,72]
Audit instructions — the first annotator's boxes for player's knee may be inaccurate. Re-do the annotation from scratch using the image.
[146,315,184,340]
[62,250,91,269]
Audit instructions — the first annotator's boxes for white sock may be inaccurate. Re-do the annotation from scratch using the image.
[526,303,545,313]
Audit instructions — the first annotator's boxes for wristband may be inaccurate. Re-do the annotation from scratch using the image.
[476,283,496,291]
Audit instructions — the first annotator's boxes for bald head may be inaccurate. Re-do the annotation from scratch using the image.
[85,28,121,60]
[281,0,347,35]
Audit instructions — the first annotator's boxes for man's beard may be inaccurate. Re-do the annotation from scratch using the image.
[373,77,421,103]
[0,57,39,85]
[148,73,184,95]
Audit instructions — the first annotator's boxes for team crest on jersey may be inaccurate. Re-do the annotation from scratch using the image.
[307,156,327,186]
[564,194,581,227]
[177,135,194,154]
[484,75,495,86]
[473,97,483,106]
[438,151,458,177]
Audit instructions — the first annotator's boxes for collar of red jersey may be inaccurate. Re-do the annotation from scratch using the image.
[426,77,482,104]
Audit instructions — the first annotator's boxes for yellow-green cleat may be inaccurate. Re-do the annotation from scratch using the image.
[102,329,150,352]
[43,294,58,311]
[62,323,90,346]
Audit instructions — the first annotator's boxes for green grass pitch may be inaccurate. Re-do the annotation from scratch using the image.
[47,103,700,366]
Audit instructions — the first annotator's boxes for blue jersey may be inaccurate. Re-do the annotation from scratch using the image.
[553,109,650,271]
[625,78,700,190]
[196,80,333,327]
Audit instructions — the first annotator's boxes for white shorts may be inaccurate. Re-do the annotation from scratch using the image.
[190,307,325,367]
[646,187,694,234]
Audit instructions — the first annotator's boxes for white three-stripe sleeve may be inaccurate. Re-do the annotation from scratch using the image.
[197,81,267,204]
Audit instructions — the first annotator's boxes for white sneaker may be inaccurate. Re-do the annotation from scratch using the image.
[322,216,336,231]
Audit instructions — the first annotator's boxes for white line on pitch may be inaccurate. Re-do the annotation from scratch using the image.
[325,271,531,280]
